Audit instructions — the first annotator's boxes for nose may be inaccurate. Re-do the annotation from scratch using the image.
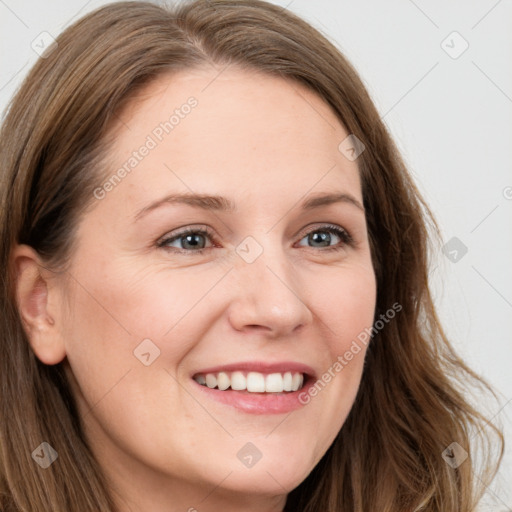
[227,245,313,338]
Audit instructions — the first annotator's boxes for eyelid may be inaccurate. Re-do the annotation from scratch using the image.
[296,222,351,240]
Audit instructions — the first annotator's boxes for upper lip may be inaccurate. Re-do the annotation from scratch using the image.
[192,361,316,379]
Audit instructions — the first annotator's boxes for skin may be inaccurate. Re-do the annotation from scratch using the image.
[14,66,377,512]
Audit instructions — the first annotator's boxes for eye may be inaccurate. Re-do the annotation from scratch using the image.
[157,227,216,254]
[157,223,353,255]
[296,224,353,251]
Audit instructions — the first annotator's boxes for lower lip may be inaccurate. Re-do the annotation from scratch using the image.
[192,379,313,414]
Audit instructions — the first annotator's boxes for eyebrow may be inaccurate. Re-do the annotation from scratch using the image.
[134,193,236,221]
[134,191,364,221]
[302,192,364,212]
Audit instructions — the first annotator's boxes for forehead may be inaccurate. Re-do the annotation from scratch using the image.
[99,66,362,214]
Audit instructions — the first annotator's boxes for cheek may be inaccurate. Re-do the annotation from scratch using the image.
[300,262,376,446]
[312,261,377,344]
[64,258,221,347]
[60,259,230,409]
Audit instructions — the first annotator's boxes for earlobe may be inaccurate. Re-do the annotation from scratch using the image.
[12,244,66,365]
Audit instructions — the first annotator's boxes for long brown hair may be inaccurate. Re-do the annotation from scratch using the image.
[0,1,503,510]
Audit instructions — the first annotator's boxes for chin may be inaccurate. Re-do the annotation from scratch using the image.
[219,464,310,497]
[213,442,319,496]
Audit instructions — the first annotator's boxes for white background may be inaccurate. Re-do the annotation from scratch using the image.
[1,0,510,507]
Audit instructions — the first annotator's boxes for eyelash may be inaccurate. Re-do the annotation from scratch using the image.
[157,224,354,255]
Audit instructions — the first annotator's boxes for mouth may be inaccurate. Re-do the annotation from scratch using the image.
[193,370,306,393]
[190,362,315,414]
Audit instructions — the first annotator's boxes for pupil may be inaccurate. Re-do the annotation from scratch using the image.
[310,232,330,247]
[183,234,204,249]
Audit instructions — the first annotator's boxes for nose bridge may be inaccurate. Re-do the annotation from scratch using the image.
[228,236,312,334]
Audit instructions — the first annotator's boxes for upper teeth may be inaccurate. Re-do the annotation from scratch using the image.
[193,371,304,393]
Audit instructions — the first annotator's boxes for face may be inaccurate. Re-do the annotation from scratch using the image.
[57,67,377,511]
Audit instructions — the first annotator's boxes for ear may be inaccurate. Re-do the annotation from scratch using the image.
[11,244,66,365]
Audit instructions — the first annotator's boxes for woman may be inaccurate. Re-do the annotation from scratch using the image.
[0,1,503,511]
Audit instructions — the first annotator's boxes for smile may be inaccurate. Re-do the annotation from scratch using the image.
[190,361,315,414]
[193,371,305,393]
